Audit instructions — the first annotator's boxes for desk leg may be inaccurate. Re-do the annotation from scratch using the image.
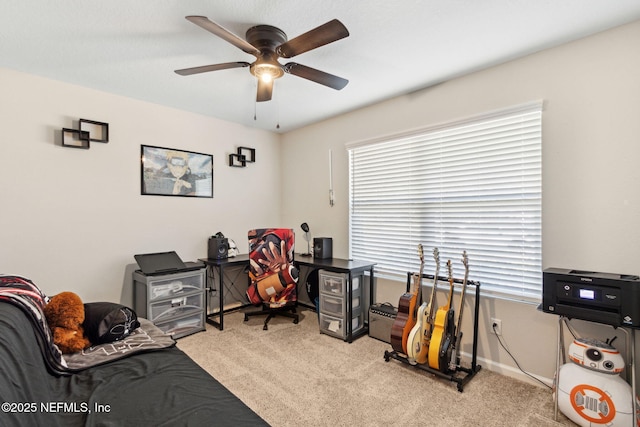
[631,329,637,427]
[369,266,375,307]
[346,271,353,343]
[218,265,224,330]
[205,265,224,330]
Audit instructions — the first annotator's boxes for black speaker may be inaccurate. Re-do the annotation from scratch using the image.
[313,237,333,259]
[208,237,228,259]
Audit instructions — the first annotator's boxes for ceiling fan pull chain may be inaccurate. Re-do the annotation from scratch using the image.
[276,91,280,129]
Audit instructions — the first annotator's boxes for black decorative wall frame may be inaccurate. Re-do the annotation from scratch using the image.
[79,119,109,143]
[61,128,90,149]
[61,118,109,149]
[228,146,256,168]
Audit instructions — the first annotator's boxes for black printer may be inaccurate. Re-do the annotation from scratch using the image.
[542,268,640,327]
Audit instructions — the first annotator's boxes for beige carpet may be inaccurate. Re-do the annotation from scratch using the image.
[177,308,577,427]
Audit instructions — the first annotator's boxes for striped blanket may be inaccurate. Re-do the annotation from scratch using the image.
[0,275,68,375]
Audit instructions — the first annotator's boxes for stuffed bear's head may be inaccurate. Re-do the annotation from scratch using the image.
[43,291,90,354]
[44,291,85,328]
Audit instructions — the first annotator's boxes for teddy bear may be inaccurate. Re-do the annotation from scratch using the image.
[43,291,91,354]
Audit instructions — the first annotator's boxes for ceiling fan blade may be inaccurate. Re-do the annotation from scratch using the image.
[256,79,273,102]
[175,62,250,76]
[276,19,349,58]
[284,63,348,90]
[185,16,260,56]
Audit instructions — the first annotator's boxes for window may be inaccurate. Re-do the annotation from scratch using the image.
[347,102,542,301]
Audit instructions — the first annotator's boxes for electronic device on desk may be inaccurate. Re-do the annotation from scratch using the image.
[542,268,640,327]
[313,237,332,259]
[369,303,397,343]
[208,232,229,259]
[134,251,204,276]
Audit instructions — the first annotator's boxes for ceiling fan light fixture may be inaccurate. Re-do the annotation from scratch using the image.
[250,49,285,84]
[252,62,283,83]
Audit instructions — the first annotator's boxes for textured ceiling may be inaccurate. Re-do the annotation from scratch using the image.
[2,1,640,132]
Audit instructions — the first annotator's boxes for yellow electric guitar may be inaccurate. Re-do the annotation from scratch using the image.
[428,259,456,372]
[407,247,440,365]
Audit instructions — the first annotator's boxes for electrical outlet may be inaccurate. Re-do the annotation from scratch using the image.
[491,318,502,336]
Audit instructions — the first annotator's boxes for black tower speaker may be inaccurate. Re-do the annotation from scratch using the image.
[208,237,228,259]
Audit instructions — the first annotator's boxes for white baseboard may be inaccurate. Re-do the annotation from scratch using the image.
[461,351,554,389]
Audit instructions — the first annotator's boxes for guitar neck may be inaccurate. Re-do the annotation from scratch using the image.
[413,246,425,302]
[443,259,454,310]
[426,273,439,314]
[455,282,467,335]
[446,279,455,309]
[454,252,470,341]
[411,273,422,307]
[426,249,440,318]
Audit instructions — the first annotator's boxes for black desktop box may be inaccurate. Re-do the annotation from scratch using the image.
[313,237,333,259]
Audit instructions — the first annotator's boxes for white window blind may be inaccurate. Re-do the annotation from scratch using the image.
[348,102,542,301]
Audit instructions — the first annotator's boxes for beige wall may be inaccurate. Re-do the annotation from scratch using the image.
[281,19,640,386]
[0,68,282,304]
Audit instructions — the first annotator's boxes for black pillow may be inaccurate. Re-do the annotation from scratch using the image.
[83,302,140,345]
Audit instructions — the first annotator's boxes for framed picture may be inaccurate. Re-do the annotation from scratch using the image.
[141,145,213,198]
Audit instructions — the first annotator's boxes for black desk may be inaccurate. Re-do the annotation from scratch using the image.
[200,255,375,342]
[199,255,251,330]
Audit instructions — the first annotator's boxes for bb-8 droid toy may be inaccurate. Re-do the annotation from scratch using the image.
[557,337,639,426]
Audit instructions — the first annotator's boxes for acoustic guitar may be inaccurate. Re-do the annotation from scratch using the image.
[390,244,424,355]
[406,247,440,365]
[428,259,456,372]
[448,251,469,371]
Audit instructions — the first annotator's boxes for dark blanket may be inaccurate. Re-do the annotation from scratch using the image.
[0,297,269,426]
[0,275,175,374]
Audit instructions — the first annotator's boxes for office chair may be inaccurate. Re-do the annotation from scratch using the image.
[244,228,299,330]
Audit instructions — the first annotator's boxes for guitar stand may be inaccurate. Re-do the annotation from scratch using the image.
[383,274,482,392]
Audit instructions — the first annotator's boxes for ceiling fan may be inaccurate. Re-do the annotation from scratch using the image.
[175,16,349,102]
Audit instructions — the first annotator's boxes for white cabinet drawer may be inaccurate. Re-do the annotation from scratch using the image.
[319,312,364,339]
[149,292,203,322]
[155,312,204,339]
[144,274,204,302]
[319,293,361,317]
[319,271,361,296]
